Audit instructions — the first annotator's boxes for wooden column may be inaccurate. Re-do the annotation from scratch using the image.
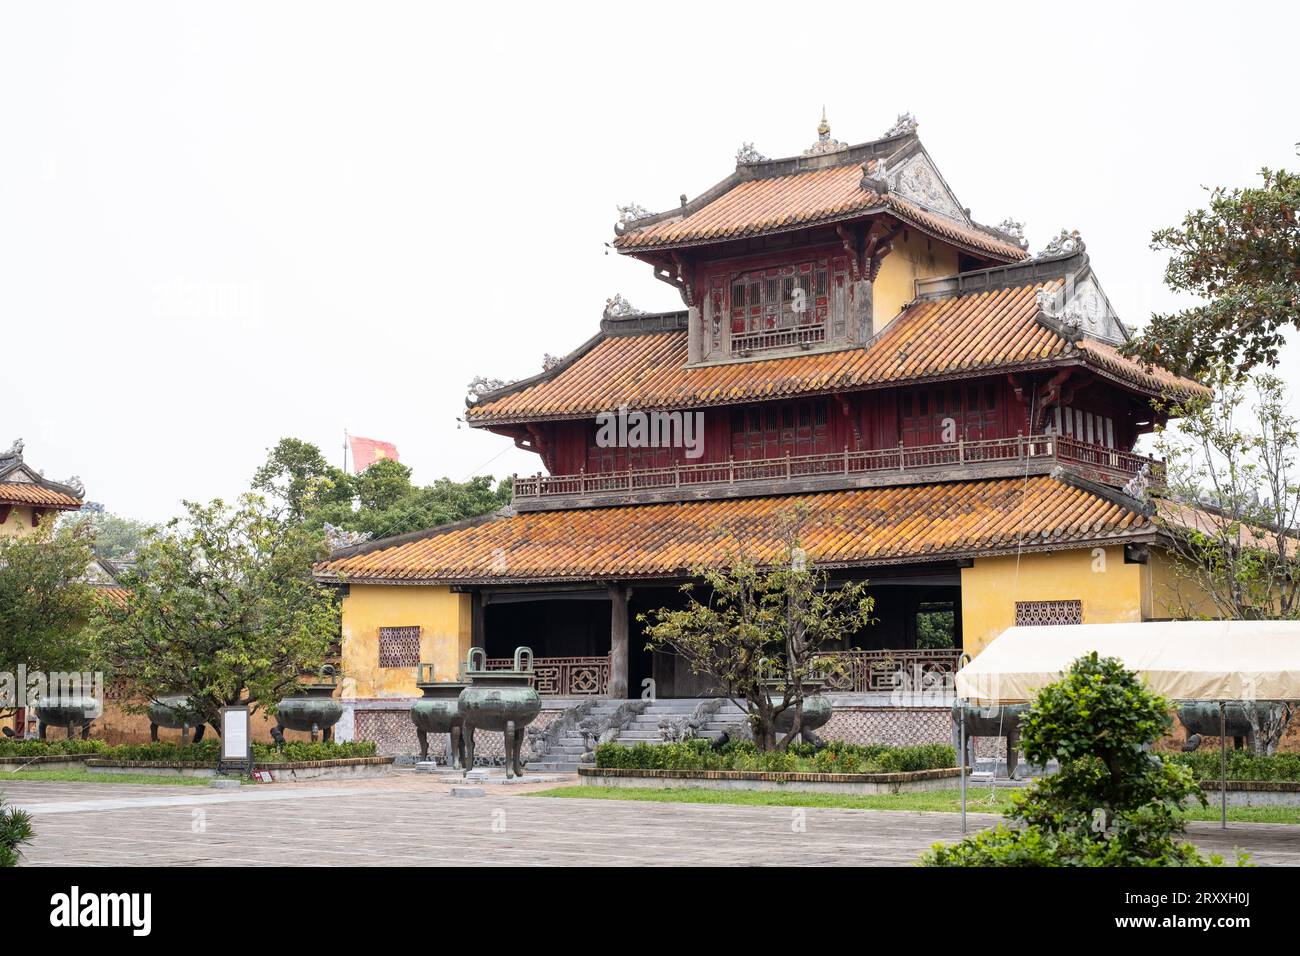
[607,583,629,699]
[686,305,703,364]
[471,590,485,653]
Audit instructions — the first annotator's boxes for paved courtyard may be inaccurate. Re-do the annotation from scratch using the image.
[7,774,1300,866]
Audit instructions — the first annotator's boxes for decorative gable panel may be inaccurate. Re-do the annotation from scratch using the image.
[886,153,965,221]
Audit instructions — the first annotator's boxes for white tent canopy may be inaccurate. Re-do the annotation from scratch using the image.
[955,621,1300,703]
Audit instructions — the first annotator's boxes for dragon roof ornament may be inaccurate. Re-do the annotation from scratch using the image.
[735,142,768,165]
[616,203,651,226]
[882,112,918,138]
[1035,229,1086,260]
[603,293,645,319]
[994,218,1028,249]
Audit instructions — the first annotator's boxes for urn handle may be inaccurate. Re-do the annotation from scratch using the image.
[513,646,535,672]
[466,646,487,673]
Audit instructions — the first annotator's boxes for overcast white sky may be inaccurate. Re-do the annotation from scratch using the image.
[2,1,1297,522]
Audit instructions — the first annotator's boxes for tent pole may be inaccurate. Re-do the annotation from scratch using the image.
[959,704,967,835]
[1219,700,1227,830]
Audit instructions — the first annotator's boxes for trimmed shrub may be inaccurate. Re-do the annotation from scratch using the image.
[0,739,106,758]
[593,740,955,774]
[55,739,378,764]
[924,653,1221,868]
[1169,750,1300,782]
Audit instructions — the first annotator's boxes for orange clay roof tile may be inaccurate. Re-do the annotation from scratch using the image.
[0,482,83,508]
[466,280,1206,424]
[314,475,1152,585]
[613,164,1028,261]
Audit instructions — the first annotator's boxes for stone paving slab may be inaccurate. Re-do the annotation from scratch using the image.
[4,776,1299,866]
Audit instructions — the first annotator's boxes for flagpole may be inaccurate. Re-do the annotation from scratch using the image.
[343,429,349,474]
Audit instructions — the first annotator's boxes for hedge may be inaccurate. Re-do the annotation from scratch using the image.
[594,739,955,774]
[0,739,376,764]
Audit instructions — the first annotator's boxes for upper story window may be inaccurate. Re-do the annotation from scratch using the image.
[729,260,828,355]
[900,382,1001,446]
[1050,406,1115,448]
[730,399,832,461]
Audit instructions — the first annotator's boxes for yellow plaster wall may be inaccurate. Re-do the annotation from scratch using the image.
[960,546,1144,657]
[340,584,473,698]
[1141,549,1227,621]
[0,505,35,538]
[872,231,959,336]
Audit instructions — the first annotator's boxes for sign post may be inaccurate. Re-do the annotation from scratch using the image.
[217,706,253,776]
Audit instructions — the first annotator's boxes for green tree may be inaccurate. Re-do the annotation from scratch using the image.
[1125,165,1299,377]
[1150,366,1300,753]
[253,438,511,540]
[640,510,874,751]
[65,507,153,561]
[95,494,340,735]
[1152,366,1300,623]
[252,437,354,523]
[924,654,1219,867]
[0,519,98,715]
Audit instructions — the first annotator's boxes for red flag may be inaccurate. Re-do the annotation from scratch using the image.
[348,435,400,474]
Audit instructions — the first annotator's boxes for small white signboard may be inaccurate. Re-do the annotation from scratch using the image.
[219,705,252,774]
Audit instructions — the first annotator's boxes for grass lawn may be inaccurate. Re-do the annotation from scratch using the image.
[529,785,1300,824]
[0,769,226,786]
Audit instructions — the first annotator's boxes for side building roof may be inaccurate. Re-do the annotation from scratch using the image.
[0,440,85,510]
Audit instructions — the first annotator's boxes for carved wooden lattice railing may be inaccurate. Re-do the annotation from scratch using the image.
[484,655,611,696]
[819,648,965,693]
[513,434,1160,501]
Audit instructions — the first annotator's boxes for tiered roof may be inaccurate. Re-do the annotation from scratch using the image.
[0,439,84,511]
[613,114,1027,261]
[466,248,1206,425]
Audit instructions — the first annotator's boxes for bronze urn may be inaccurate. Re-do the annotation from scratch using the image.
[758,678,834,744]
[274,666,344,744]
[34,694,101,741]
[147,694,205,744]
[410,663,469,767]
[458,647,542,778]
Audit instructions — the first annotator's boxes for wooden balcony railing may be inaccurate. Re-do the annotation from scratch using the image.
[484,654,611,696]
[731,322,827,355]
[820,648,965,694]
[513,434,1159,503]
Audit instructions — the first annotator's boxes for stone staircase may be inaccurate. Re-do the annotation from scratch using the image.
[613,698,748,745]
[525,698,749,772]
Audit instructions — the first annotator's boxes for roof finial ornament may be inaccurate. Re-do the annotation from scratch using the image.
[735,142,767,165]
[1035,229,1086,259]
[995,218,1028,249]
[63,475,85,497]
[883,112,919,138]
[803,107,847,156]
[616,203,650,227]
[604,293,645,319]
[2,438,23,459]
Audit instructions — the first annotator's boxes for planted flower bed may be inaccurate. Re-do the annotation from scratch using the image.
[581,740,963,795]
